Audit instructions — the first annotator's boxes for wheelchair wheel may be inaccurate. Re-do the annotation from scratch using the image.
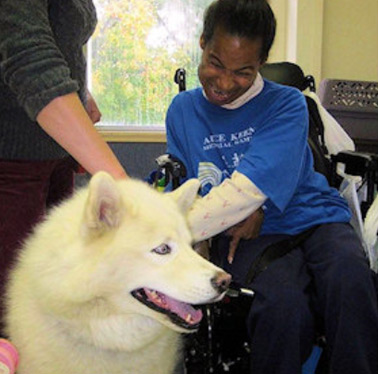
[184,296,253,374]
[212,295,252,374]
[184,305,216,374]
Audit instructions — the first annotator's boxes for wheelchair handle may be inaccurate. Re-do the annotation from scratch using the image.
[154,154,187,190]
[226,282,255,298]
[174,68,186,92]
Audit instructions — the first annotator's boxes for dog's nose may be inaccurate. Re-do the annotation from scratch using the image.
[211,271,232,293]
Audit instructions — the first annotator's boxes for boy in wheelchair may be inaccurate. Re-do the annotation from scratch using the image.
[163,0,378,373]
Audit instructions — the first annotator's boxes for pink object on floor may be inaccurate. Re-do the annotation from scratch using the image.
[0,339,19,374]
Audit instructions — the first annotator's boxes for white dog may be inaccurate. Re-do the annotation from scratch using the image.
[5,172,231,374]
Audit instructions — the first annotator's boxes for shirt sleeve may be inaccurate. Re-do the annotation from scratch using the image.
[0,0,79,120]
[237,88,309,212]
[187,171,266,242]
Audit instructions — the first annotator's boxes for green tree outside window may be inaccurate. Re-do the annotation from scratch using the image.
[90,0,213,127]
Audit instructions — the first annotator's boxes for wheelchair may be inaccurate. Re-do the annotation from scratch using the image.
[155,62,378,374]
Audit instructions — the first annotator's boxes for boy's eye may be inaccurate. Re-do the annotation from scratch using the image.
[152,244,171,255]
[210,60,223,69]
[235,71,253,78]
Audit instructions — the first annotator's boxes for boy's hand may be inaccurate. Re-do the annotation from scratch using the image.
[226,207,264,264]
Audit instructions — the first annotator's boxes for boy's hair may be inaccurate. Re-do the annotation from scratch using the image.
[202,0,276,62]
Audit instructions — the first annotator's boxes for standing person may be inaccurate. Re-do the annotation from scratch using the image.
[165,0,378,373]
[0,0,128,336]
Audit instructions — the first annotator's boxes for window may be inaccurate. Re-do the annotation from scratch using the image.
[89,0,213,130]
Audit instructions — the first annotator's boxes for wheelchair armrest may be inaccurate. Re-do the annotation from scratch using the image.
[331,150,377,216]
[331,150,378,177]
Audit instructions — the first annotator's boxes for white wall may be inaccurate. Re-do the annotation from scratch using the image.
[268,0,378,84]
[268,0,289,63]
[269,0,324,83]
[321,0,378,81]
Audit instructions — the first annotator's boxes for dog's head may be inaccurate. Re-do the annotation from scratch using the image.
[78,172,230,333]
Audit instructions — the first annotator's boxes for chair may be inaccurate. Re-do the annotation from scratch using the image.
[157,63,378,374]
[260,63,332,181]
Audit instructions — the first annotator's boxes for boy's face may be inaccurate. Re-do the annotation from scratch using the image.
[198,27,264,106]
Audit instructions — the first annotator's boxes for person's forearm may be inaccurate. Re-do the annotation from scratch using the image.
[37,92,128,179]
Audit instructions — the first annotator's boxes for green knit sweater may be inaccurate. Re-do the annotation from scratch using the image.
[0,0,97,160]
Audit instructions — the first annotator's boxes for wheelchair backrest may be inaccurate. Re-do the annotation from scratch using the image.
[259,62,333,183]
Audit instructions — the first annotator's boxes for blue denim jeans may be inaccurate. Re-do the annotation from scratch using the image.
[213,223,378,374]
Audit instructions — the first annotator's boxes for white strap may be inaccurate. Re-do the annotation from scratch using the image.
[306,91,355,155]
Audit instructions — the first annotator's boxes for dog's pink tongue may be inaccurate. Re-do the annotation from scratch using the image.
[168,298,203,324]
[145,289,203,324]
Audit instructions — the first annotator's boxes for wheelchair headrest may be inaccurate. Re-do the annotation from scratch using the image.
[260,62,315,92]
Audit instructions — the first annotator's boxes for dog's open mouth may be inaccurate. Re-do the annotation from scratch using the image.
[131,288,203,330]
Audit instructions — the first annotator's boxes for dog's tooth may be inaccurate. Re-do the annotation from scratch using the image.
[185,314,192,323]
[150,290,158,299]
[148,290,163,304]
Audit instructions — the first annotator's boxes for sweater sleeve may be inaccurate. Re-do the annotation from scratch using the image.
[187,171,267,242]
[0,0,80,120]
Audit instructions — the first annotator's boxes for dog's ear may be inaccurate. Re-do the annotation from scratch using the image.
[168,179,201,213]
[82,171,123,236]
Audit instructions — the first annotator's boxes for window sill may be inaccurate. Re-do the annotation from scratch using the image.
[98,127,166,143]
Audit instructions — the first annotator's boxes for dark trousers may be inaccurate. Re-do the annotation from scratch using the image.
[214,223,378,374]
[0,157,76,336]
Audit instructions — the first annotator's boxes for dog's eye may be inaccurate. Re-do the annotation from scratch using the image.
[152,244,171,255]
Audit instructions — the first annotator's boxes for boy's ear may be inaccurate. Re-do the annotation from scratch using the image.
[167,179,201,213]
[82,171,123,236]
[199,34,206,50]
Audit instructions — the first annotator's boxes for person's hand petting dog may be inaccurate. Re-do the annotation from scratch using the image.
[226,207,264,264]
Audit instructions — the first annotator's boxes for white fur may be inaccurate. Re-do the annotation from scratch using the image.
[5,172,228,374]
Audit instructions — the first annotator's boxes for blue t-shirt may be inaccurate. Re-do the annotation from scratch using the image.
[166,80,351,235]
